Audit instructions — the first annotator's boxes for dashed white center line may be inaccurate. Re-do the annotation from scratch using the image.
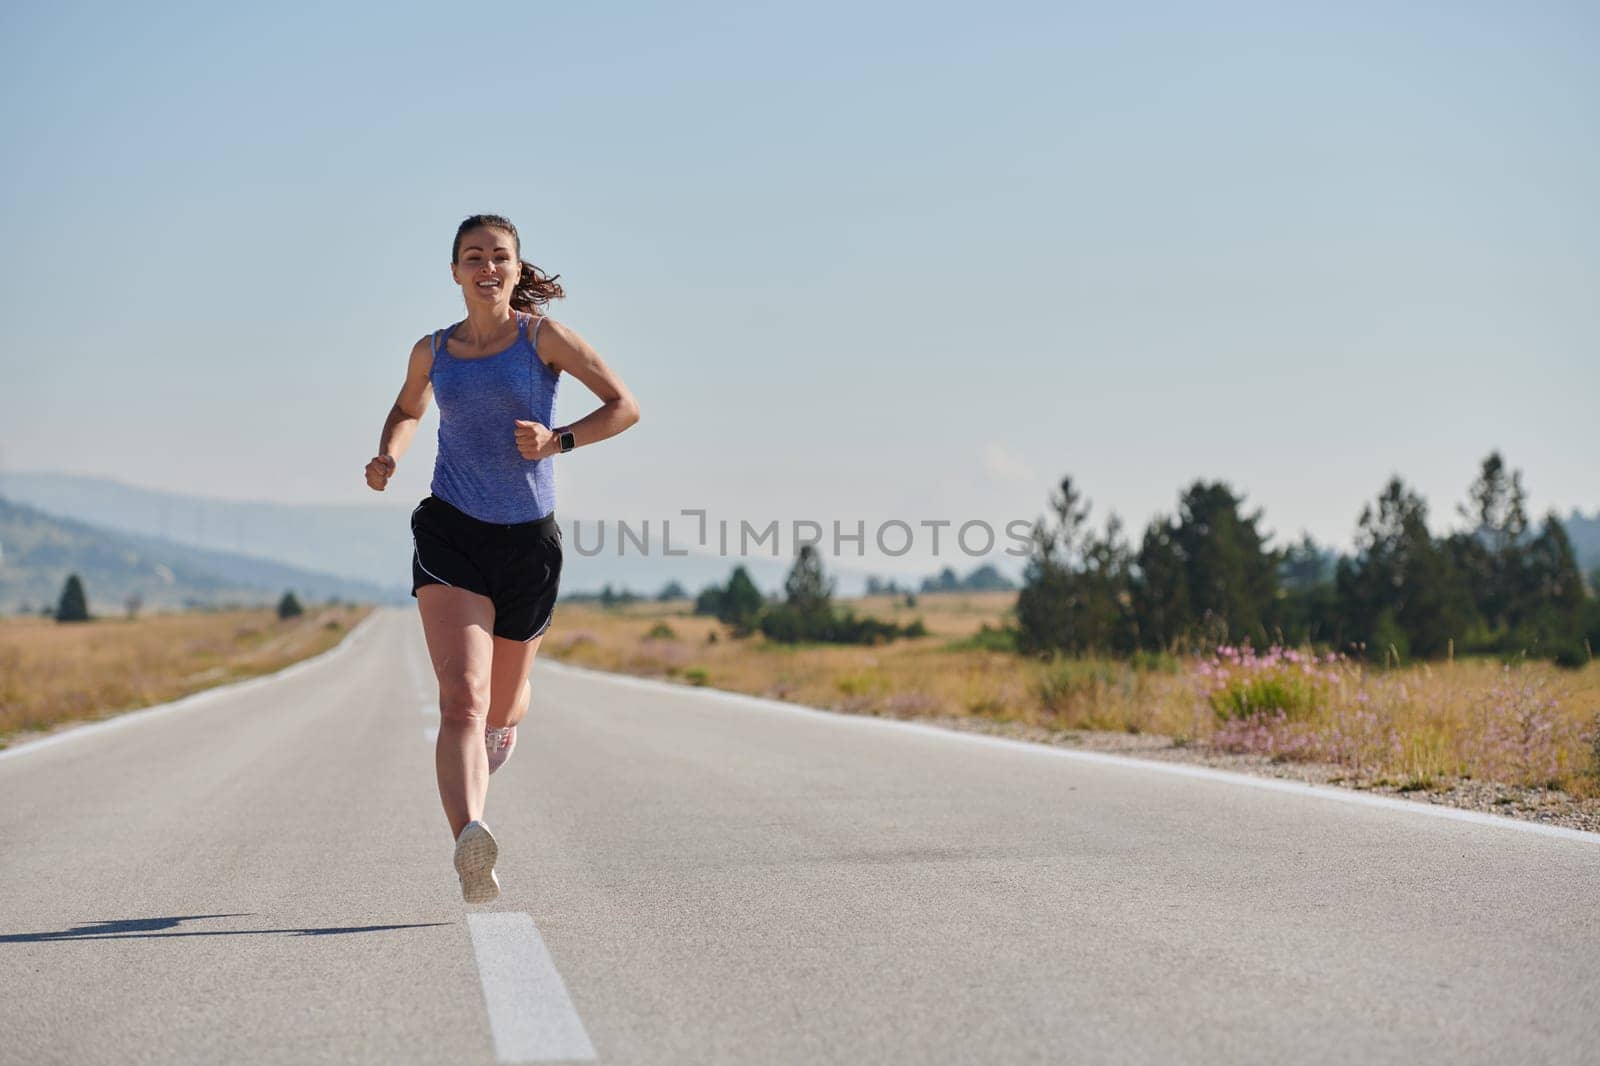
[467,912,597,1062]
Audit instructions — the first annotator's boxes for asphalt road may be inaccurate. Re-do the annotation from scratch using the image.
[2,606,1597,1065]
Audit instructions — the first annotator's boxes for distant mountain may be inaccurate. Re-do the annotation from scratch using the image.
[857,560,1017,592]
[0,497,399,614]
[0,471,415,595]
[1562,509,1600,574]
[0,472,839,598]
[907,563,1019,595]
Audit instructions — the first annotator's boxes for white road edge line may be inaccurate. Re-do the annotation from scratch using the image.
[0,610,385,764]
[537,658,1600,845]
[467,912,597,1063]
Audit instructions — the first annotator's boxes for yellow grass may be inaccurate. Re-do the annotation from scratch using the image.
[543,594,1600,797]
[0,604,374,746]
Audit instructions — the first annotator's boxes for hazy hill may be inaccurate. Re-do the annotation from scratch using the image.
[0,497,400,614]
[916,563,1019,594]
[42,471,1589,600]
[0,471,415,594]
[1562,509,1600,574]
[0,472,868,597]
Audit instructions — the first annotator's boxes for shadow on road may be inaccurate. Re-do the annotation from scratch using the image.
[1,913,451,942]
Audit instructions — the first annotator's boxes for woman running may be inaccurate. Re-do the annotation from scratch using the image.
[364,213,640,903]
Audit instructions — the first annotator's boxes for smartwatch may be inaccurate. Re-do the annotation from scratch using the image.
[558,429,576,454]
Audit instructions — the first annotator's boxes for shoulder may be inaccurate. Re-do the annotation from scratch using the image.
[415,322,462,357]
[530,316,590,369]
[530,315,578,372]
[406,330,449,376]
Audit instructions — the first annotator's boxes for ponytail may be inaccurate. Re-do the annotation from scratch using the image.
[451,213,565,314]
[510,258,565,314]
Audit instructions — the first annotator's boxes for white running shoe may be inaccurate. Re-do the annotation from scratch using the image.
[453,820,500,904]
[486,725,517,774]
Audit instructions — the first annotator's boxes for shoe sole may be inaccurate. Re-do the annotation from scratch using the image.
[487,728,515,775]
[454,823,501,904]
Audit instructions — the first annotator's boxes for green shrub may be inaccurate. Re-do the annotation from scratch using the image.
[757,604,923,645]
[1034,657,1118,712]
[1550,640,1589,670]
[1208,673,1321,722]
[645,621,677,640]
[835,671,889,697]
[1128,649,1180,674]
[946,623,1016,652]
[1369,609,1410,668]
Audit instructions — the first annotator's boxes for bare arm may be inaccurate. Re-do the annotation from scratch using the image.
[365,336,436,491]
[513,318,641,460]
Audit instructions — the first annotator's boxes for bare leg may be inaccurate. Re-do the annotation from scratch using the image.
[417,585,495,839]
[487,632,545,730]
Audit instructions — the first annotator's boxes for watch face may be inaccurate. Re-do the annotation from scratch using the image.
[560,431,575,452]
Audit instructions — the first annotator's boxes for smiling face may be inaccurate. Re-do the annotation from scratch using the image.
[451,225,521,307]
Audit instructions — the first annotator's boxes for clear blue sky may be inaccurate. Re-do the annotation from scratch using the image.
[2,0,1595,573]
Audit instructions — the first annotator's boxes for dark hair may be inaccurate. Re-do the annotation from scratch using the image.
[451,214,565,314]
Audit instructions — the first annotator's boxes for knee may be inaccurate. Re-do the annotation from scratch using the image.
[439,683,490,725]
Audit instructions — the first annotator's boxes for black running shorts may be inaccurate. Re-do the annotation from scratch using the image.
[410,494,564,642]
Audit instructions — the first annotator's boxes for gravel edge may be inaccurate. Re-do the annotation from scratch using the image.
[907,712,1600,834]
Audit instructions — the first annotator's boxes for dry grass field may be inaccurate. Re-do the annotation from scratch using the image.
[542,593,1600,802]
[0,604,373,747]
[5,591,1594,817]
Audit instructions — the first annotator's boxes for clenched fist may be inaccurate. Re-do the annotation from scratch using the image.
[514,420,557,461]
[365,454,396,491]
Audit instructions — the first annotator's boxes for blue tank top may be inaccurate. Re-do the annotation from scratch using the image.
[429,312,560,524]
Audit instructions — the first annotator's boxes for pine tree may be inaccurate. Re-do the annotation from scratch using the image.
[1016,476,1092,654]
[783,545,834,615]
[1273,533,1341,649]
[1132,516,1192,652]
[1516,512,1587,659]
[719,566,765,633]
[1076,513,1138,655]
[1340,477,1478,662]
[55,573,89,623]
[1167,481,1280,649]
[277,591,304,620]
[693,584,725,617]
[1279,533,1333,593]
[1393,505,1475,660]
[1453,451,1530,637]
